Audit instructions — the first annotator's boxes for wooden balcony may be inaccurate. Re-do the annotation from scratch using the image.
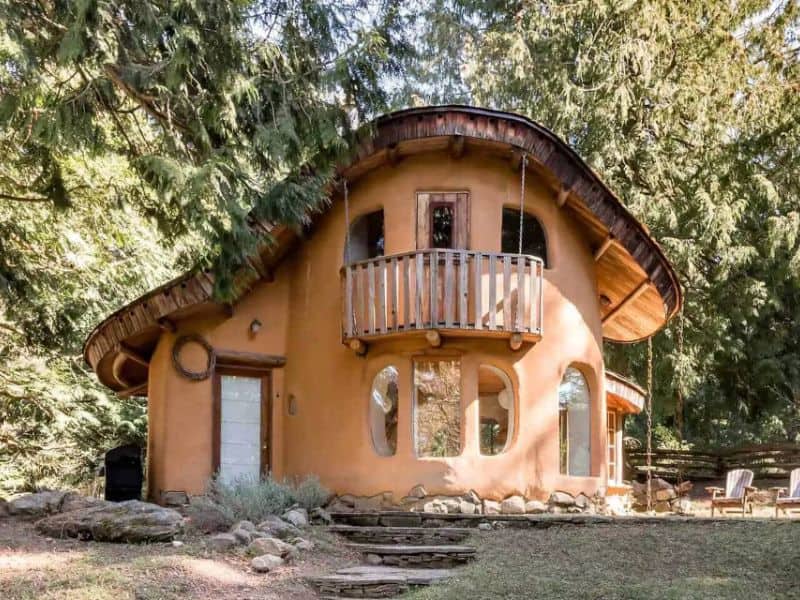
[341,250,543,351]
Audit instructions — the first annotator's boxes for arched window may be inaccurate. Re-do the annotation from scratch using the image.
[478,365,514,455]
[370,366,398,456]
[501,207,548,266]
[347,209,384,263]
[558,366,591,476]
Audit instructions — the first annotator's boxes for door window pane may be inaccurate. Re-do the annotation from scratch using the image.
[370,366,399,456]
[558,367,591,476]
[414,359,461,457]
[430,204,455,248]
[478,365,514,455]
[219,375,262,484]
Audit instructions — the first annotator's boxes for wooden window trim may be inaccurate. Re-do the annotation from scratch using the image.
[416,191,470,250]
[212,367,273,477]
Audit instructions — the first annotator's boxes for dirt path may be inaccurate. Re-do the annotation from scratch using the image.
[0,518,356,600]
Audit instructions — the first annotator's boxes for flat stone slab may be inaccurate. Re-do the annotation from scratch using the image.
[309,566,453,586]
[347,543,476,555]
[330,525,472,535]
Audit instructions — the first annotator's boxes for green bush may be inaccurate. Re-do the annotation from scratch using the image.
[205,473,330,524]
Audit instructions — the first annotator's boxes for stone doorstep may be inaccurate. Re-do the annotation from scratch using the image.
[346,543,476,555]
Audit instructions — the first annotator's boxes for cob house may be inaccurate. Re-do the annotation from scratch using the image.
[84,106,681,507]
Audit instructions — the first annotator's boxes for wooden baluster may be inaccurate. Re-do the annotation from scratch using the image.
[377,259,387,334]
[389,256,398,331]
[503,255,511,330]
[459,251,468,328]
[516,256,525,332]
[473,252,482,329]
[415,253,424,329]
[444,251,454,328]
[403,255,410,330]
[344,266,354,338]
[488,256,497,330]
[368,261,376,334]
[430,250,438,327]
[356,264,366,335]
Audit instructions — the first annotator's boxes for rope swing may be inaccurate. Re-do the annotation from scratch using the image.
[343,179,351,265]
[518,153,528,254]
[646,336,654,512]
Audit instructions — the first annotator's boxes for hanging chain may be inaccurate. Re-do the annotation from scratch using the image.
[675,304,685,441]
[646,336,654,512]
[518,153,528,255]
[343,179,351,265]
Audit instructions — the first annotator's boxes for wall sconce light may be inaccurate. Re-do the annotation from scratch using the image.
[249,318,262,337]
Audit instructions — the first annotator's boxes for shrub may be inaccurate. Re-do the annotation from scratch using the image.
[204,473,331,524]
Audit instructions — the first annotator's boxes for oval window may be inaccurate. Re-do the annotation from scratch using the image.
[370,366,398,456]
[558,366,591,476]
[478,365,514,455]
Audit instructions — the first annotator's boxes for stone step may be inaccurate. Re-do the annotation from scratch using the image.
[347,543,476,568]
[307,565,453,598]
[329,524,472,545]
[331,510,614,529]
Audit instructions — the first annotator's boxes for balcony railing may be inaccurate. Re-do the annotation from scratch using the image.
[341,249,543,346]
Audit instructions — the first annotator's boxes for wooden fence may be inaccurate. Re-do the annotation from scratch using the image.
[626,443,800,481]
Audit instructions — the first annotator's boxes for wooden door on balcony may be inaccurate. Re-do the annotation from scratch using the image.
[416,192,469,250]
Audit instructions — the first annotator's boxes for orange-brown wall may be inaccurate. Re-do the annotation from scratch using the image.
[146,150,608,502]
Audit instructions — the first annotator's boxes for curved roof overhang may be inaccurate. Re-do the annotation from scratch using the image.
[84,105,682,395]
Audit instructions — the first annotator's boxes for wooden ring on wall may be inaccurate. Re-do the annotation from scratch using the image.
[172,334,216,381]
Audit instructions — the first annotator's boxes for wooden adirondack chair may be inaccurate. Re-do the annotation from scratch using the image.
[773,468,800,518]
[705,469,756,517]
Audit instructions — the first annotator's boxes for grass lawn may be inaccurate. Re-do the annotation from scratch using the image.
[410,520,800,600]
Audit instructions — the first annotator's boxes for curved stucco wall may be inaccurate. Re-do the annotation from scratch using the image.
[146,149,606,501]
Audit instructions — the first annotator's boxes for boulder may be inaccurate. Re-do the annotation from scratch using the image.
[231,528,252,545]
[326,499,354,513]
[257,515,299,539]
[441,498,461,513]
[60,493,107,514]
[463,490,481,505]
[654,501,671,513]
[459,500,477,515]
[251,554,284,573]
[161,491,189,506]
[336,494,357,508]
[408,484,427,499]
[500,496,526,515]
[282,508,308,528]
[36,500,183,543]
[365,553,383,565]
[9,491,67,518]
[548,491,576,507]
[208,533,238,552]
[353,493,393,512]
[483,500,501,515]
[292,538,315,551]
[250,530,267,539]
[422,499,446,513]
[477,522,493,531]
[655,488,676,502]
[574,494,592,510]
[0,498,8,518]
[232,520,256,532]
[247,536,295,558]
[524,500,547,514]
[310,507,332,525]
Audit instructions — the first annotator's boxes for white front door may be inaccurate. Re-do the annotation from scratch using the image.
[218,374,266,484]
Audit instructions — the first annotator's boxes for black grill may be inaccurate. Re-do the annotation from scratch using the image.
[104,444,143,501]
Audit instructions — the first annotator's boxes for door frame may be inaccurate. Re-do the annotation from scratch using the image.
[416,191,470,250]
[212,366,272,478]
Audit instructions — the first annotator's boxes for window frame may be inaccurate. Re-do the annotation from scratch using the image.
[501,206,549,267]
[558,365,593,477]
[346,208,385,264]
[411,355,464,459]
[368,364,400,458]
[477,363,516,456]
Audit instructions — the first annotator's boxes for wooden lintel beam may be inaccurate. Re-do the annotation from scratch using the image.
[157,317,177,333]
[556,186,570,208]
[593,235,615,262]
[215,349,287,369]
[601,279,652,325]
[449,135,465,159]
[118,343,150,367]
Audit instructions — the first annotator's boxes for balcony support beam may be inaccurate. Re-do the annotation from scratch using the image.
[426,330,442,348]
[509,332,524,351]
[348,338,367,356]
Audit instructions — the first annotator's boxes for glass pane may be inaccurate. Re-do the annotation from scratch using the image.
[478,365,514,455]
[370,366,399,456]
[558,367,591,476]
[219,375,262,484]
[501,208,548,266]
[414,359,461,457]
[430,204,454,248]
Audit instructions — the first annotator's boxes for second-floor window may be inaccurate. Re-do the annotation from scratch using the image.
[501,208,548,266]
[347,209,384,263]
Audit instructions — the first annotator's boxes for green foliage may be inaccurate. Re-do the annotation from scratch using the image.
[205,474,330,524]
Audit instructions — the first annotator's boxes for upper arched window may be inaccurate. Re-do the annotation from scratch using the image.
[558,366,591,476]
[370,366,398,456]
[346,209,384,263]
[501,208,548,267]
[478,365,514,455]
